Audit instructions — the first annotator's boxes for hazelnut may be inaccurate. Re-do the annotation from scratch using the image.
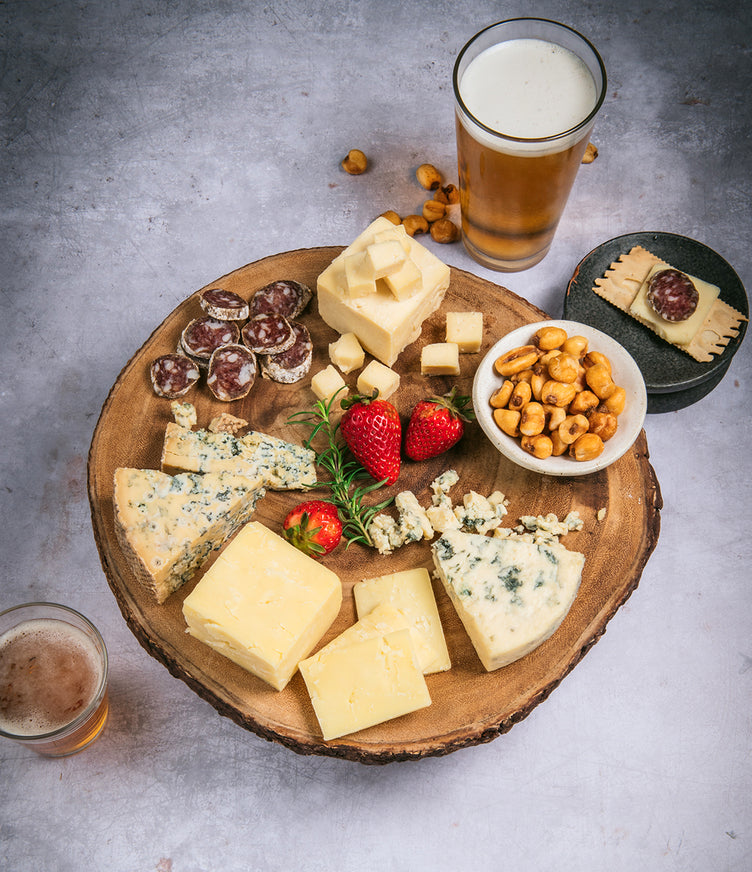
[402,214,429,236]
[416,163,442,190]
[379,210,401,225]
[430,218,460,244]
[341,148,368,175]
[422,200,446,223]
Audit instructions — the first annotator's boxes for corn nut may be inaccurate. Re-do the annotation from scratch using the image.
[494,345,539,377]
[540,379,577,408]
[585,362,616,400]
[519,402,546,436]
[493,408,520,437]
[508,380,532,411]
[547,352,580,383]
[561,335,588,358]
[533,325,567,351]
[521,434,554,459]
[568,389,600,416]
[570,433,605,462]
[588,411,618,441]
[489,380,514,409]
[603,386,626,416]
[558,414,589,445]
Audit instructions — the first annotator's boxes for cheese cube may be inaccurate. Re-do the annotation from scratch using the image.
[446,311,483,353]
[311,365,348,403]
[421,342,460,375]
[299,628,431,741]
[328,331,365,374]
[432,531,584,671]
[354,568,451,673]
[383,256,422,300]
[317,217,451,367]
[182,522,342,691]
[365,239,406,279]
[357,359,400,400]
[343,251,377,298]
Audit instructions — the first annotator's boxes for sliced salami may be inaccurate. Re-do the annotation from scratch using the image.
[260,321,313,384]
[199,288,250,321]
[250,280,312,319]
[646,268,699,322]
[181,315,240,364]
[150,354,200,399]
[241,313,296,354]
[206,344,257,402]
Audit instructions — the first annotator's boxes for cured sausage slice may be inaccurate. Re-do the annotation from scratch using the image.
[181,316,240,364]
[206,344,257,402]
[646,269,699,322]
[250,280,312,319]
[150,354,200,399]
[241,313,296,354]
[260,322,313,384]
[199,288,250,321]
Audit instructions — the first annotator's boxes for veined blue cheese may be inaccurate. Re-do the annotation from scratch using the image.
[160,422,316,491]
[431,530,585,671]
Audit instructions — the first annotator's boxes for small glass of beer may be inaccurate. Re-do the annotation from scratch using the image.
[0,602,109,757]
[453,18,606,271]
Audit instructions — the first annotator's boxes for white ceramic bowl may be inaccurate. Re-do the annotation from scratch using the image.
[472,320,648,476]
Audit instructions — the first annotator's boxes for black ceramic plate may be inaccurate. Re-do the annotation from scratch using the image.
[564,232,748,412]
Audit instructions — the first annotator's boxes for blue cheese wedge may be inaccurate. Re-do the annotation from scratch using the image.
[113,468,266,603]
[431,530,585,671]
[160,422,316,491]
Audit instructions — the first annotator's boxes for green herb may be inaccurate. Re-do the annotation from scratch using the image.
[288,388,392,547]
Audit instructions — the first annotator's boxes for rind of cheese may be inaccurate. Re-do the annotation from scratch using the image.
[421,342,460,375]
[356,359,400,400]
[629,264,719,346]
[161,422,316,491]
[317,217,451,367]
[182,522,342,691]
[353,568,451,674]
[113,468,265,604]
[446,311,483,353]
[299,628,431,741]
[432,530,584,671]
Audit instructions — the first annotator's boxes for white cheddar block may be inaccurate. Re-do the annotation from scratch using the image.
[421,342,460,375]
[365,239,406,279]
[317,217,451,367]
[357,359,400,400]
[432,530,584,671]
[446,311,483,353]
[311,365,348,403]
[354,568,451,674]
[182,522,342,691]
[299,628,431,741]
[328,332,365,374]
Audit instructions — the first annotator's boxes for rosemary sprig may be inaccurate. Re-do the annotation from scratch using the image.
[287,388,393,547]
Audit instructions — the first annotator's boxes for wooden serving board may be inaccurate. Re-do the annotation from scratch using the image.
[87,246,662,764]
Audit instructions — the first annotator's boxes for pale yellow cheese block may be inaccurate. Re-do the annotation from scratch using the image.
[353,568,451,674]
[182,522,342,691]
[299,628,431,741]
[446,311,483,353]
[317,217,451,366]
[356,359,400,400]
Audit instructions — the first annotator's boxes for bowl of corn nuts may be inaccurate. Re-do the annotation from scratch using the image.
[472,320,648,476]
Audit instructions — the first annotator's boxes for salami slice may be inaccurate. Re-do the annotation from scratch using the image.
[241,313,296,354]
[646,268,699,322]
[206,344,257,402]
[150,354,200,399]
[181,316,240,364]
[199,288,250,321]
[250,280,312,319]
[260,322,313,384]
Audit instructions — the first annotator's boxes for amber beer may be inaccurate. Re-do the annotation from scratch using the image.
[453,19,606,271]
[0,603,109,757]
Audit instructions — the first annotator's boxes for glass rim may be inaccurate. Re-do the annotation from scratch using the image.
[453,17,607,145]
[0,601,109,742]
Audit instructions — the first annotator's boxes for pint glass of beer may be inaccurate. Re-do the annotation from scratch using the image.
[453,19,606,271]
[0,602,109,757]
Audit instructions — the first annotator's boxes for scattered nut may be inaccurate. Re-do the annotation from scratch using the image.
[341,148,368,175]
[416,163,442,190]
[422,200,446,223]
[441,183,460,204]
[581,142,598,164]
[430,218,460,244]
[402,214,429,236]
[379,210,402,225]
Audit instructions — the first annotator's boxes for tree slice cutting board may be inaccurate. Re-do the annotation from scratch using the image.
[87,246,662,764]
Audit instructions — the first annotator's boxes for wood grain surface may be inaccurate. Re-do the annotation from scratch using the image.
[87,246,662,764]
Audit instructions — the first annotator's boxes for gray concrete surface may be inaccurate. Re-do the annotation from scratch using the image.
[1,1,750,870]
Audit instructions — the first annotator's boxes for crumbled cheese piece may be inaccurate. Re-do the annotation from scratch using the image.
[425,504,461,533]
[597,507,608,522]
[454,491,502,534]
[170,401,197,429]
[430,469,459,505]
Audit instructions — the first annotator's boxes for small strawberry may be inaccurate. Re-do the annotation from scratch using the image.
[283,500,342,558]
[340,392,402,485]
[404,387,475,461]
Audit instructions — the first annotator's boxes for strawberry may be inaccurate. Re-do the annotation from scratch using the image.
[340,392,402,485]
[283,500,342,558]
[404,387,474,461]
